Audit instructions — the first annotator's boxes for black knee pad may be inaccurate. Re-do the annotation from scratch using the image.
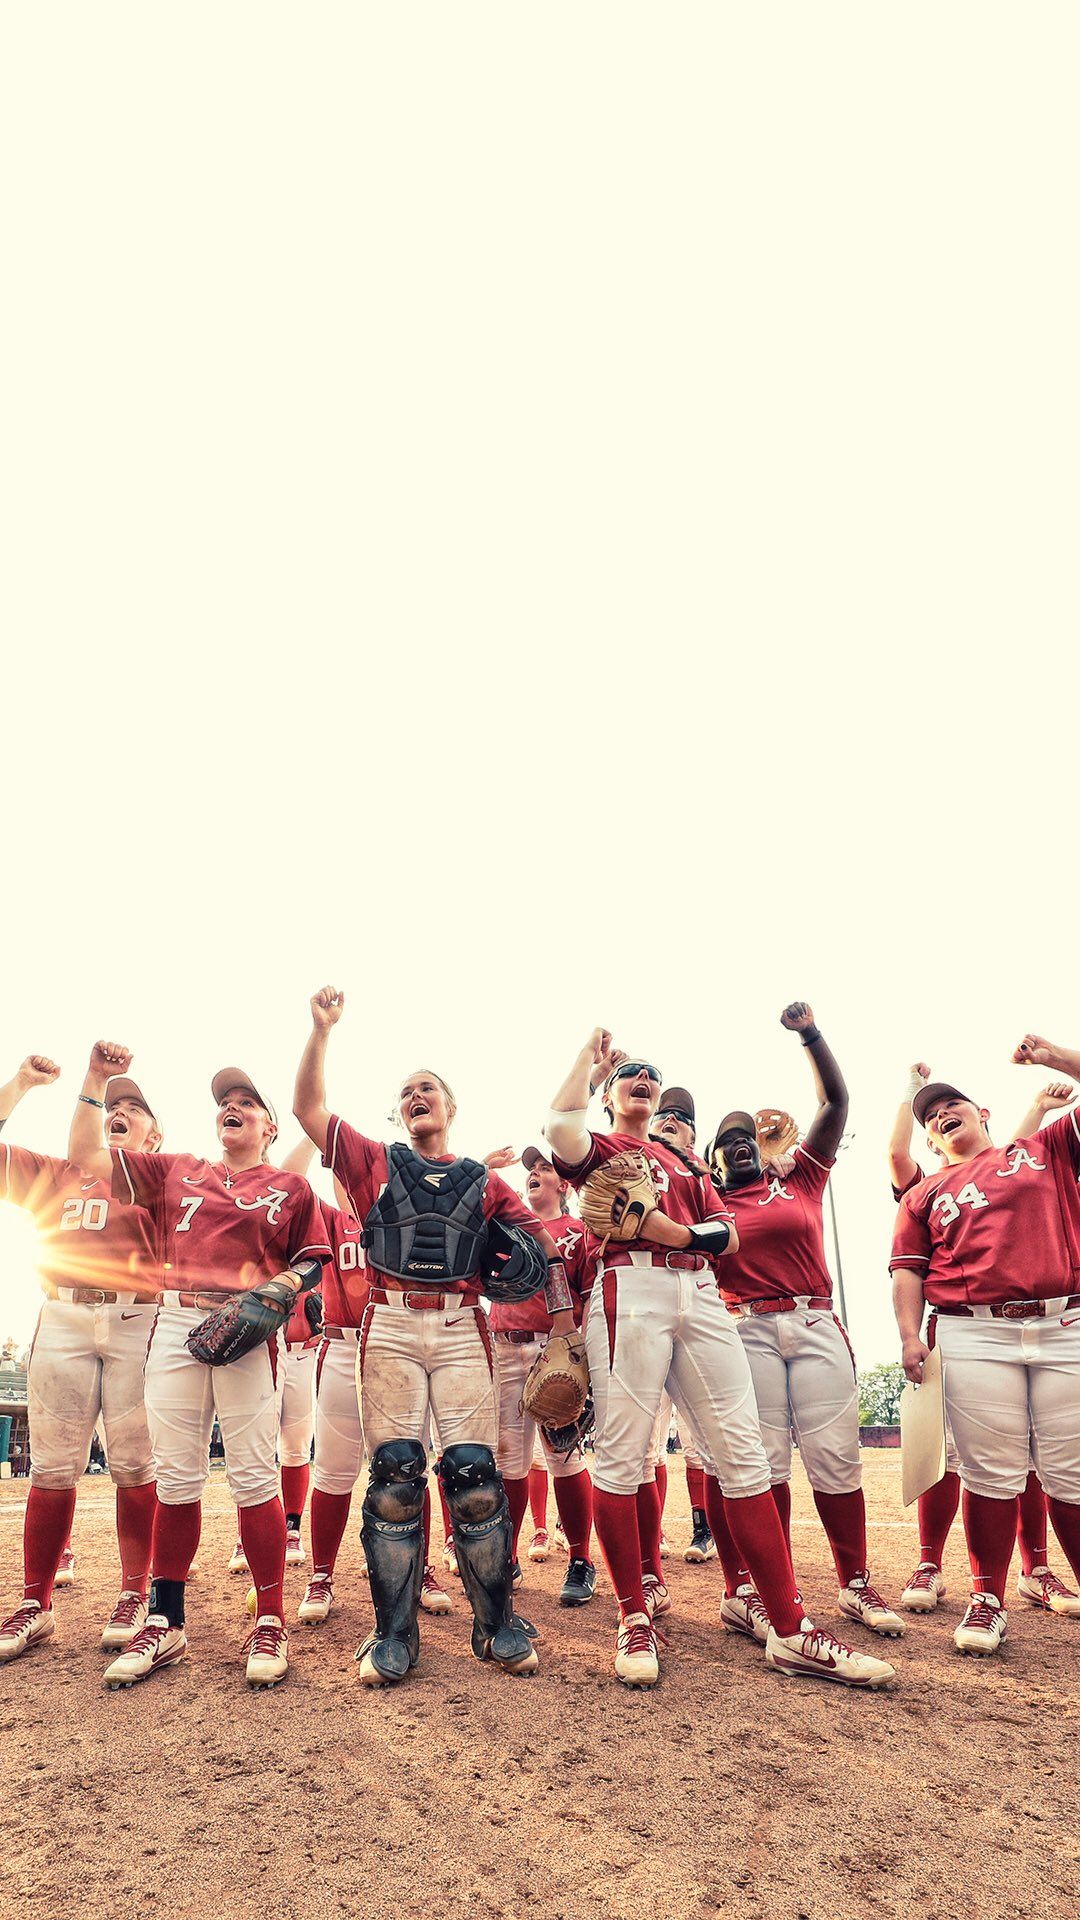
[440,1444,502,1525]
[365,1440,427,1523]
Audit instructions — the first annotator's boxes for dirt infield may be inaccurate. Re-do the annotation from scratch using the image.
[3,1456,1078,1920]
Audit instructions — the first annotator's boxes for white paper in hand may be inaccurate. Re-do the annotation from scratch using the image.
[900,1347,946,1507]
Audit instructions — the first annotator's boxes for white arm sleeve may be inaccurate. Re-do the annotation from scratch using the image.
[544,1108,591,1167]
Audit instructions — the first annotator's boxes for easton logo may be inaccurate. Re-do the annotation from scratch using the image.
[424,1173,447,1188]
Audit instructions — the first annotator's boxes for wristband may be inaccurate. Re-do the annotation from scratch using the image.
[287,1256,324,1294]
[79,1094,105,1108]
[800,1026,822,1047]
[543,1256,574,1315]
[686,1220,732,1257]
[903,1069,927,1104]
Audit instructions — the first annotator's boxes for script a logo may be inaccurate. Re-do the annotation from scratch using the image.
[234,1186,288,1227]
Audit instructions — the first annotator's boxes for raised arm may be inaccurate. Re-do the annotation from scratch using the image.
[1012,1033,1080,1082]
[888,1063,929,1192]
[1014,1080,1076,1140]
[280,1137,318,1178]
[0,1055,61,1130]
[781,1002,848,1163]
[545,1027,613,1166]
[293,986,344,1154]
[67,1041,131,1179]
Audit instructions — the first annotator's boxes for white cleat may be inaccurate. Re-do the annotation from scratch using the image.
[553,1523,569,1554]
[0,1601,55,1665]
[297,1574,335,1625]
[720,1584,771,1646]
[614,1611,660,1689]
[245,1616,289,1688]
[658,1532,671,1561]
[100,1591,150,1651]
[284,1528,305,1568]
[954,1593,1007,1656]
[441,1537,459,1578]
[642,1573,671,1619]
[901,1563,946,1612]
[227,1540,249,1576]
[1017,1567,1080,1618]
[54,1550,76,1588]
[103,1616,187,1689]
[838,1573,905,1638]
[419,1566,452,1614]
[766,1620,896,1689]
[528,1528,551,1563]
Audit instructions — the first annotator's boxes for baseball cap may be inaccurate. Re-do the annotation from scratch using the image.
[656,1087,695,1127]
[105,1076,161,1130]
[211,1068,278,1129]
[712,1110,757,1144]
[912,1082,974,1129]
[521,1145,554,1173]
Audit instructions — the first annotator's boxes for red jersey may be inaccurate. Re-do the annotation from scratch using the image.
[489,1211,589,1332]
[716,1144,834,1304]
[0,1142,161,1296]
[111,1151,329,1296]
[321,1202,368,1329]
[889,1110,1080,1306]
[323,1116,544,1293]
[551,1132,734,1250]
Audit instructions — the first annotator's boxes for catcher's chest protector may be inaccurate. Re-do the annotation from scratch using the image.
[364,1144,489,1284]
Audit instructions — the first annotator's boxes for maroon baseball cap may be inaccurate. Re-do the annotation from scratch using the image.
[105,1076,161,1130]
[712,1110,756,1143]
[522,1145,554,1173]
[211,1068,278,1129]
[912,1082,974,1129]
[656,1087,695,1127]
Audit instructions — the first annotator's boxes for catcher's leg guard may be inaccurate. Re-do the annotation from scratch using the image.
[439,1445,538,1676]
[357,1440,427,1686]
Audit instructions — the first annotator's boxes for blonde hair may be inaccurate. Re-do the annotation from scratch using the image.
[388,1069,456,1130]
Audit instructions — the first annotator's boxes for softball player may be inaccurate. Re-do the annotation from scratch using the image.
[0,1051,160,1665]
[708,1004,903,1641]
[68,1047,329,1690]
[547,1028,896,1690]
[892,1033,1080,1655]
[648,1090,717,1565]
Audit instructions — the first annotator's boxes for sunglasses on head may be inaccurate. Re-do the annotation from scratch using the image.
[610,1061,662,1085]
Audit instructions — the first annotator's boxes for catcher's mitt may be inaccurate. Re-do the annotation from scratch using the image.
[542,1392,595,1462]
[521,1332,590,1427]
[755,1108,799,1163]
[578,1149,660,1253]
[185,1276,296,1367]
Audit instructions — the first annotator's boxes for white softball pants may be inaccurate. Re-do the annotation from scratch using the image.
[28,1296,155,1490]
[934,1307,1080,1500]
[145,1303,282,1508]
[735,1302,861,1495]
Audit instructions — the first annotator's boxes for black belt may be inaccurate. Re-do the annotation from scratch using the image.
[494,1328,543,1345]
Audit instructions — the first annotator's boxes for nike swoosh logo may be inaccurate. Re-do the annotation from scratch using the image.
[444,1316,464,1327]
[181,1176,204,1186]
[696,1279,715,1291]
[81,1181,98,1192]
[804,1318,821,1328]
[120,1311,141,1321]
[1062,1315,1080,1327]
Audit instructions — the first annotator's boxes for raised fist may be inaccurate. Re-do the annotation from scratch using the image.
[911,1063,931,1083]
[1012,1033,1056,1068]
[16,1055,60,1091]
[311,987,345,1031]
[1036,1081,1075,1114]
[587,1027,613,1067]
[592,1043,628,1086]
[780,1002,816,1034]
[90,1040,133,1079]
[483,1146,519,1172]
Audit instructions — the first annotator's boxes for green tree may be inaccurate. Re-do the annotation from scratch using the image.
[858,1361,905,1426]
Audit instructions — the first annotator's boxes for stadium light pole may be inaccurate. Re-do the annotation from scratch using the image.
[826,1132,853,1329]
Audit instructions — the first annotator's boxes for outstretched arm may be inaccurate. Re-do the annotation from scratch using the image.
[546,1028,613,1167]
[781,1002,849,1163]
[888,1063,929,1192]
[293,987,344,1155]
[1012,1034,1080,1082]
[280,1138,318,1178]
[0,1056,61,1130]
[68,1041,131,1179]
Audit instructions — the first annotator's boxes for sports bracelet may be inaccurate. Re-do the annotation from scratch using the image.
[79,1094,105,1108]
[544,1257,574,1315]
[800,1026,822,1047]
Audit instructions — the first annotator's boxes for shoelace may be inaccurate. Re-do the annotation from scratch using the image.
[565,1559,591,1581]
[422,1570,445,1593]
[245,1621,285,1657]
[800,1626,857,1660]
[2,1603,43,1635]
[1038,1572,1076,1600]
[965,1597,1002,1631]
[109,1593,146,1627]
[851,1577,891,1612]
[307,1576,333,1598]
[744,1593,771,1628]
[619,1619,656,1656]
[908,1565,938,1590]
[124,1621,173,1657]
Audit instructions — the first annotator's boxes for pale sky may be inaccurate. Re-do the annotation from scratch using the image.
[2,6,1078,1364]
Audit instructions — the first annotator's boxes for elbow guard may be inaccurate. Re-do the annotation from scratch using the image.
[544,1108,590,1166]
[685,1221,732,1258]
[543,1256,574,1316]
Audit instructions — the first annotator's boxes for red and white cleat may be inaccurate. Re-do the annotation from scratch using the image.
[720,1584,771,1646]
[54,1549,76,1588]
[103,1617,187,1689]
[420,1566,452,1614]
[900,1563,946,1613]
[0,1601,55,1665]
[227,1539,249,1576]
[642,1573,671,1619]
[658,1532,671,1561]
[766,1620,896,1689]
[284,1527,305,1568]
[553,1522,569,1554]
[442,1537,459,1578]
[297,1573,335,1624]
[614,1611,660,1688]
[954,1593,1007,1656]
[245,1615,289,1688]
[838,1573,905,1638]
[100,1591,149,1651]
[1017,1566,1080,1618]
[528,1528,550,1563]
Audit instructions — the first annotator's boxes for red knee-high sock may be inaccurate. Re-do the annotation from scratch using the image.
[1017,1471,1048,1575]
[152,1500,202,1583]
[436,1463,453,1543]
[309,1489,352,1576]
[281,1464,310,1526]
[686,1464,707,1512]
[528,1465,549,1530]
[962,1489,1018,1600]
[1046,1498,1080,1588]
[239,1497,287,1622]
[636,1479,663,1581]
[704,1476,750,1594]
[504,1475,530,1556]
[770,1481,792,1553]
[116,1482,156,1594]
[724,1492,803,1636]
[593,1489,646,1619]
[23,1487,78,1608]
[813,1488,869,1587]
[655,1458,668,1519]
[917,1470,961,1567]
[553,1468,593,1561]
